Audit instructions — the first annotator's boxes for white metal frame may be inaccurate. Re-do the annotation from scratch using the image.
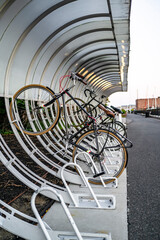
[74,152,118,188]
[61,162,116,209]
[0,191,112,240]
[31,186,83,240]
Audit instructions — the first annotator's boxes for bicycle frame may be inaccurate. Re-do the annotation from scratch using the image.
[46,83,130,151]
[46,84,109,177]
[83,89,130,138]
[83,93,103,113]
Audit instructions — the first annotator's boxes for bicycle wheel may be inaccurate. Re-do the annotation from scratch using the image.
[72,129,128,184]
[10,84,60,136]
[65,98,89,127]
[104,120,127,138]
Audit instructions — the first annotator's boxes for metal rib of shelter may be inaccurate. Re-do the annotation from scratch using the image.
[75,0,130,96]
[0,0,130,98]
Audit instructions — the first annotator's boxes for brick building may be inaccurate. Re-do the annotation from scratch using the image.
[136,97,160,110]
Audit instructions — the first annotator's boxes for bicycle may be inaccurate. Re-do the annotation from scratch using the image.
[65,88,127,138]
[10,72,128,184]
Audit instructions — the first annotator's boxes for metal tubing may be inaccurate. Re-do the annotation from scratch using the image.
[61,162,101,208]
[31,186,83,240]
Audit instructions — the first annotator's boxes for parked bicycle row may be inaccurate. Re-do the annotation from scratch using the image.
[9,72,132,186]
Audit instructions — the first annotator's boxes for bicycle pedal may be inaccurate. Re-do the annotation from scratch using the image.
[93,171,105,178]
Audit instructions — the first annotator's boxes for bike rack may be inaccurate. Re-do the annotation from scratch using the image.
[31,186,83,240]
[74,152,118,188]
[0,135,116,205]
[61,162,116,209]
[7,99,90,185]
[8,97,121,187]
[0,134,73,204]
[0,191,112,240]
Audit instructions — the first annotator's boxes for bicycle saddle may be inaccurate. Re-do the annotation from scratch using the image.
[98,105,115,118]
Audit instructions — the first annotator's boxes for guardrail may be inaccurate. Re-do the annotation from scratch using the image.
[134,108,160,118]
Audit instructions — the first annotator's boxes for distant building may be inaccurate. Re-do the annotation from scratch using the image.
[136,97,160,110]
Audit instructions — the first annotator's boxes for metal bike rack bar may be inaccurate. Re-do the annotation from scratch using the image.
[31,186,83,240]
[74,152,118,188]
[5,98,88,185]
[61,162,116,209]
[0,134,116,205]
[0,134,74,203]
[0,197,112,240]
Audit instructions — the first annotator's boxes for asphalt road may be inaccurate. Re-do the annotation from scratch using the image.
[127,114,160,240]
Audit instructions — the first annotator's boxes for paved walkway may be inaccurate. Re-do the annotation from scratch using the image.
[127,114,160,240]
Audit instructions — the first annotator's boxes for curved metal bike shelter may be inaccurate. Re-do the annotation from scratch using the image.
[0,0,130,183]
[0,0,131,239]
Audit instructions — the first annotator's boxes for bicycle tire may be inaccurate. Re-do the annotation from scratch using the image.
[10,84,60,136]
[65,98,89,127]
[72,128,128,184]
[104,120,127,138]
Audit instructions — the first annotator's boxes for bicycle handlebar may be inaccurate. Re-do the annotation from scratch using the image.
[98,104,115,118]
[84,88,96,98]
[110,105,122,114]
[71,72,87,85]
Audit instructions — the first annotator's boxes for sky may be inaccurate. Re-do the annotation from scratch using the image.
[109,0,160,107]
